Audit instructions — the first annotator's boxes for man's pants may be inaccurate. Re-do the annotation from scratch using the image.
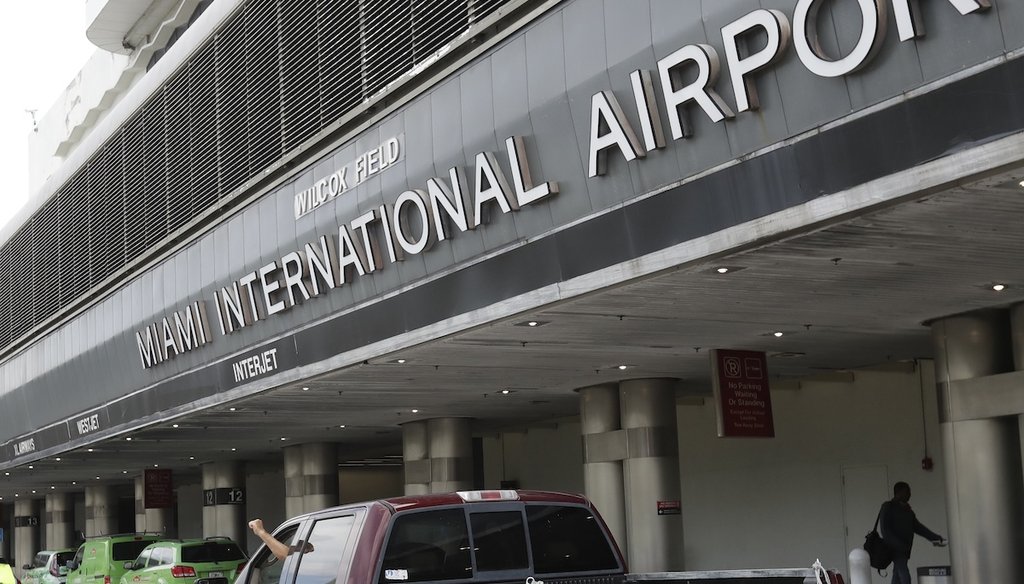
[891,557,911,584]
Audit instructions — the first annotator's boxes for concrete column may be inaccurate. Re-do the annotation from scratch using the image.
[283,445,304,517]
[403,421,430,495]
[201,461,245,542]
[579,383,627,554]
[133,477,172,535]
[619,378,682,573]
[428,418,473,493]
[85,485,116,537]
[14,498,41,577]
[44,493,72,549]
[301,443,339,512]
[932,312,1024,584]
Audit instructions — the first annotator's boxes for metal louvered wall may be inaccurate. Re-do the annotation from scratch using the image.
[0,0,509,352]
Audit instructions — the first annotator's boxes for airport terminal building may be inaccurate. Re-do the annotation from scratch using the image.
[2,0,1024,581]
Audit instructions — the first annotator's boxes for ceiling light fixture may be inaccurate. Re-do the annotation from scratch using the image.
[229,407,237,411]
[189,456,195,460]
[716,267,729,274]
[50,486,55,490]
[72,481,77,485]
[1019,179,1024,188]
[773,331,784,337]
[55,457,61,462]
[231,448,237,452]
[28,465,33,469]
[280,437,286,441]
[411,409,419,413]
[339,424,346,428]
[302,387,309,391]
[500,389,511,395]
[172,424,179,428]
[993,283,1007,291]
[95,476,100,480]
[617,365,629,370]
[514,320,549,327]
[396,359,407,364]
[125,437,132,441]
[122,470,127,474]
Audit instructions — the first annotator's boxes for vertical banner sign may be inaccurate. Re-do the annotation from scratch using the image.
[144,468,174,509]
[710,349,775,438]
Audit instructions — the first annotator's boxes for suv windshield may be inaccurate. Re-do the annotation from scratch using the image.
[181,543,246,563]
[112,541,157,562]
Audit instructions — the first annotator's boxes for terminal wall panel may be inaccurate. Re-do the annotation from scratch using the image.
[1,0,1023,453]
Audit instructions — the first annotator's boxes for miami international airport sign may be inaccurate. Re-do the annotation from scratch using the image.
[133,0,993,370]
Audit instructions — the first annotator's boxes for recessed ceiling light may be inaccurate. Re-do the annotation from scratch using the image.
[302,387,309,391]
[122,470,127,474]
[125,437,132,441]
[617,365,629,370]
[189,456,195,460]
[28,465,33,469]
[1019,179,1024,188]
[87,448,94,452]
[55,457,61,462]
[411,409,419,413]
[31,490,36,494]
[3,472,8,476]
[72,481,77,485]
[280,437,286,441]
[993,283,1007,291]
[500,389,511,395]
[396,359,407,364]
[339,424,346,428]
[172,424,179,428]
[153,464,159,467]
[716,267,729,274]
[514,320,549,327]
[773,331,784,337]
[231,448,237,452]
[14,494,18,497]
[50,486,55,490]
[229,407,237,411]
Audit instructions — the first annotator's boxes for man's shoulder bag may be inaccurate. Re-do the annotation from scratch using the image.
[863,506,892,571]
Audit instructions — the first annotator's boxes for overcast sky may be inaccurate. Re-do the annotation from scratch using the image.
[0,2,96,232]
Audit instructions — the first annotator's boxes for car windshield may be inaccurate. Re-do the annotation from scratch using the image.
[112,541,156,561]
[181,543,245,563]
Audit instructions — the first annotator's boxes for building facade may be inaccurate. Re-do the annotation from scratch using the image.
[2,0,1024,582]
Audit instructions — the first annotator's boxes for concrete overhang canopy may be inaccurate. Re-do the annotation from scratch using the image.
[86,0,158,53]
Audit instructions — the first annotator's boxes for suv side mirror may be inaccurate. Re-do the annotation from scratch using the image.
[66,561,79,571]
[124,561,135,571]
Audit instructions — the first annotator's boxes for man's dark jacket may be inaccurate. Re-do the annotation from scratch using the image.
[879,499,942,559]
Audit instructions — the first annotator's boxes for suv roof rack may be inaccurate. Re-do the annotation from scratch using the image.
[82,531,163,539]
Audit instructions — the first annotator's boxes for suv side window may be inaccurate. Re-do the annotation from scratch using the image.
[292,515,358,584]
[246,525,301,584]
[135,549,153,570]
[379,509,470,584]
[526,505,619,574]
[155,547,174,566]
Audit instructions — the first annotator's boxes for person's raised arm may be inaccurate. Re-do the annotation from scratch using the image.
[249,519,290,561]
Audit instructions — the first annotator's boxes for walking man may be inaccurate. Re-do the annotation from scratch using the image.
[879,482,946,584]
